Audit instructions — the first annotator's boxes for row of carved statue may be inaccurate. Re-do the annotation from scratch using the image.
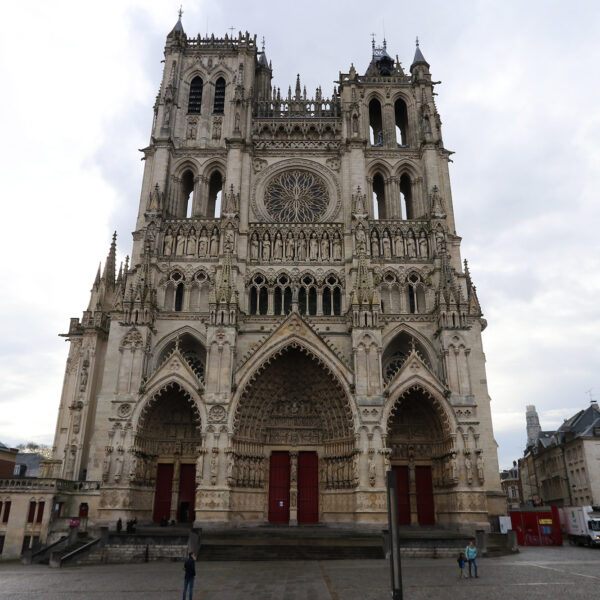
[355,225,434,259]
[163,224,236,257]
[249,229,343,262]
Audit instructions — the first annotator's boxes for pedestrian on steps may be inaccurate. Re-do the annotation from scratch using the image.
[465,540,478,578]
[182,552,196,600]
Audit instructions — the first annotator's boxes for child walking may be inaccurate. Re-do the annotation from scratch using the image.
[457,551,466,579]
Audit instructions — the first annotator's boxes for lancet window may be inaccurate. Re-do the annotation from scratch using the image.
[369,98,383,146]
[207,171,223,218]
[298,275,317,316]
[247,271,343,317]
[188,76,203,114]
[213,78,226,114]
[249,274,268,315]
[164,271,185,312]
[407,273,426,314]
[395,98,409,146]
[372,173,386,219]
[400,173,414,220]
[322,275,342,316]
[180,170,195,218]
[273,274,292,316]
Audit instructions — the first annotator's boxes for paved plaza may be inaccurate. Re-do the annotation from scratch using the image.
[1,546,599,599]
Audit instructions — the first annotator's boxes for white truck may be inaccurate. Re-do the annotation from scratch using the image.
[559,506,600,547]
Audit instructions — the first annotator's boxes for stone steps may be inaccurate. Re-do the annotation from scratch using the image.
[198,529,384,560]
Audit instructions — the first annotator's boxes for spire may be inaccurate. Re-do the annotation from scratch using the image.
[93,263,101,288]
[258,36,269,68]
[174,6,184,31]
[411,37,430,69]
[102,231,117,287]
[168,6,185,37]
[295,74,301,100]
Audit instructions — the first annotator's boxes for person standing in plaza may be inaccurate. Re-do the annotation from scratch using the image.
[465,540,478,578]
[182,552,196,600]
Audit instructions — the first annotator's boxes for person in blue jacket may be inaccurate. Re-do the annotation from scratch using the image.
[465,540,478,578]
[182,552,196,600]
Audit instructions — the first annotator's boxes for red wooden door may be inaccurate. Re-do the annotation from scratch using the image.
[268,452,290,524]
[178,463,196,523]
[393,466,411,525]
[298,452,319,524]
[153,463,174,522]
[415,466,435,525]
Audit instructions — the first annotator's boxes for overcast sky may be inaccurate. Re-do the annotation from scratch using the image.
[0,0,599,469]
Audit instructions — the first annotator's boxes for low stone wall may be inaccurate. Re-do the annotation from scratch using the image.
[76,542,188,565]
[399,546,464,558]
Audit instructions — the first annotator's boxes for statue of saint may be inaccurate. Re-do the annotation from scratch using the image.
[370,232,380,257]
[297,232,307,261]
[332,233,342,260]
[175,229,186,255]
[419,232,428,258]
[382,231,391,258]
[394,232,404,257]
[163,229,173,256]
[198,229,208,257]
[250,232,259,260]
[209,229,219,257]
[285,232,295,260]
[309,232,319,261]
[320,234,330,260]
[273,232,283,259]
[186,229,197,255]
[262,233,271,261]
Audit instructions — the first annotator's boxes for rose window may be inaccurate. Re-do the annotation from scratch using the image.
[264,170,329,222]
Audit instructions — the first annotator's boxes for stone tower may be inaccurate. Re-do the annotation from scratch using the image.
[44,17,505,531]
[525,405,542,448]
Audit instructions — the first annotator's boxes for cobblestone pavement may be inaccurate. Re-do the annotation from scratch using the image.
[1,546,599,600]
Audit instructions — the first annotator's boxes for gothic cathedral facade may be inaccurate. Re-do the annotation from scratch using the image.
[45,18,505,531]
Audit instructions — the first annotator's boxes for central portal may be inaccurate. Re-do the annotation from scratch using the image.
[233,346,354,525]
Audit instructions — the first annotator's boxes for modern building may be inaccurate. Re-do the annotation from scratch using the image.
[0,17,505,559]
[520,403,600,507]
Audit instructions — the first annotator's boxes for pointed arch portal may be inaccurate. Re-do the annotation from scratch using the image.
[387,385,454,526]
[233,345,355,524]
[134,383,202,523]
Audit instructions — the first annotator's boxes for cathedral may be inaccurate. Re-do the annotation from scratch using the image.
[29,16,505,540]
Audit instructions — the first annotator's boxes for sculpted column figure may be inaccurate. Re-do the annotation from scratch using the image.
[250,232,259,260]
[262,233,271,261]
[297,232,307,261]
[273,232,283,260]
[309,232,319,260]
[285,232,295,260]
[198,229,208,257]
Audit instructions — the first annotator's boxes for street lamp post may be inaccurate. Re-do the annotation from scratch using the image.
[386,470,403,599]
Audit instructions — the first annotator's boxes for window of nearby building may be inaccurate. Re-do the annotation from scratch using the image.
[27,501,36,523]
[36,502,45,524]
[2,501,10,523]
